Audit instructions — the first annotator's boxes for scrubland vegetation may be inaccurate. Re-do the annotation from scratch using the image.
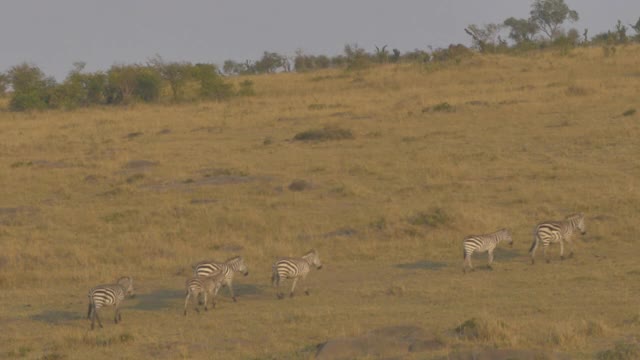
[1,41,639,359]
[1,0,640,357]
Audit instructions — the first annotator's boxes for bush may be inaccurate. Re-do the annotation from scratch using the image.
[238,80,255,96]
[423,102,455,113]
[293,126,354,141]
[193,63,233,100]
[407,208,449,227]
[7,63,56,111]
[133,69,162,102]
[596,342,640,360]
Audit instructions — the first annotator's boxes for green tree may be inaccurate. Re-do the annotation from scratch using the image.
[464,23,503,52]
[133,68,162,102]
[148,55,193,102]
[503,17,539,44]
[530,0,579,40]
[614,20,628,43]
[344,43,370,70]
[631,17,640,41]
[7,63,56,111]
[105,65,139,104]
[193,63,233,100]
[255,52,288,73]
[374,45,389,63]
[0,73,8,96]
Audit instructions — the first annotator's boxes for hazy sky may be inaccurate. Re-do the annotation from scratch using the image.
[1,0,639,80]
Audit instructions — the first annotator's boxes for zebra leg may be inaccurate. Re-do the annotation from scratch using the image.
[114,305,120,324]
[487,251,494,270]
[568,239,575,258]
[529,239,539,265]
[184,292,191,316]
[87,302,93,319]
[274,275,284,299]
[289,278,299,298]
[560,239,565,260]
[204,292,208,312]
[227,280,237,302]
[92,308,104,329]
[544,244,551,263]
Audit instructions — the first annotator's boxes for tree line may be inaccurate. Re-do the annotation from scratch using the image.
[0,0,638,112]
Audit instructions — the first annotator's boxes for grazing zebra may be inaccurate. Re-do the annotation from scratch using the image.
[530,213,586,264]
[193,256,249,302]
[272,249,323,299]
[462,228,513,273]
[87,276,134,330]
[184,273,226,316]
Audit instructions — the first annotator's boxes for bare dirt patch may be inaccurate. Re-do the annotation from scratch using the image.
[315,325,444,359]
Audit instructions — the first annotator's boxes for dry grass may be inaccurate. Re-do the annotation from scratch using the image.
[1,45,640,359]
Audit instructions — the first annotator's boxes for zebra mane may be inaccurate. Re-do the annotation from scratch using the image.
[225,256,242,263]
[565,213,584,220]
[304,249,317,257]
[117,276,133,288]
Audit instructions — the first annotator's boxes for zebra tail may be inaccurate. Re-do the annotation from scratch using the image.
[271,265,279,286]
[529,234,538,254]
[87,300,92,319]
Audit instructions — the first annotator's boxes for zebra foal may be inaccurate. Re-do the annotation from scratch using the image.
[272,249,323,299]
[462,228,513,273]
[87,276,135,330]
[184,273,226,316]
[530,213,586,264]
[193,256,249,302]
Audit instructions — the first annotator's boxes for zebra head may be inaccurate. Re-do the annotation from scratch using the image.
[567,213,586,235]
[499,228,514,247]
[117,276,135,298]
[303,249,323,270]
[227,256,249,276]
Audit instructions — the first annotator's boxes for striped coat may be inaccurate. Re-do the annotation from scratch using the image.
[530,213,586,264]
[272,249,323,299]
[462,228,513,273]
[87,276,134,330]
[193,256,249,302]
[184,273,226,316]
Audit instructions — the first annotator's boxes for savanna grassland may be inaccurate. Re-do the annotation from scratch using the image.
[1,45,640,359]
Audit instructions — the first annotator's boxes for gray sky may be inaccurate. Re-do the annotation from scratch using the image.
[1,0,639,80]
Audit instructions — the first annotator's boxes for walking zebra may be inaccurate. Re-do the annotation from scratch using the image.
[193,256,249,302]
[87,276,134,330]
[530,213,586,264]
[272,249,323,299]
[462,228,513,273]
[184,273,226,316]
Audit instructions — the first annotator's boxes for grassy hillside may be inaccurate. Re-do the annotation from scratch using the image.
[1,45,639,359]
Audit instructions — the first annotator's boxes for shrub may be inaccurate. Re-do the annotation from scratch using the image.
[622,109,636,117]
[423,102,455,113]
[596,342,640,360]
[238,80,255,96]
[193,63,233,100]
[407,208,449,227]
[288,179,312,191]
[7,63,56,111]
[293,126,354,141]
[133,69,162,102]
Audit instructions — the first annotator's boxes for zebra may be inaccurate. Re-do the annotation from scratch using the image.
[87,276,135,330]
[272,249,323,299]
[530,213,586,264]
[184,273,226,316]
[462,228,513,273]
[193,256,249,302]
